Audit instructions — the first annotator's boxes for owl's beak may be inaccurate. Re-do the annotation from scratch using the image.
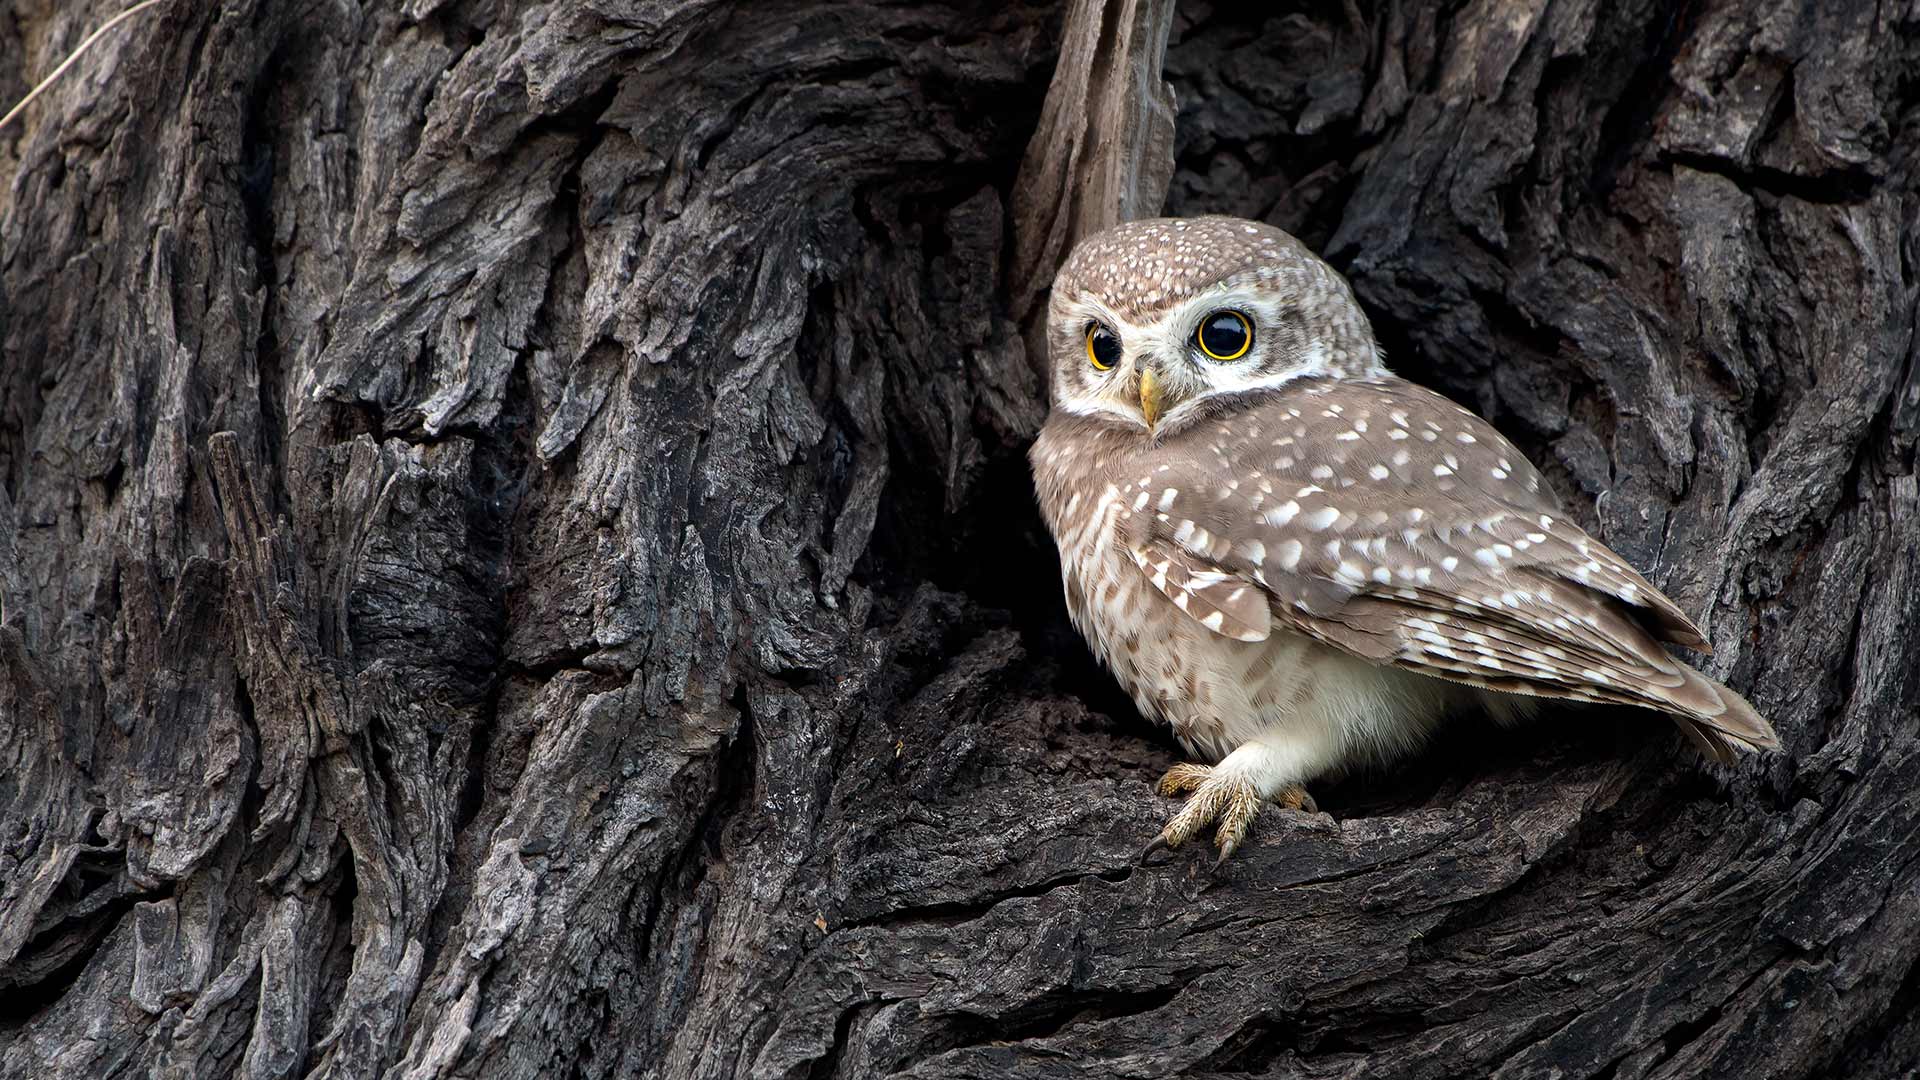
[1138,367,1163,429]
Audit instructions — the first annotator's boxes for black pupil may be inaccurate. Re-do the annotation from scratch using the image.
[1089,328,1122,367]
[1201,313,1248,357]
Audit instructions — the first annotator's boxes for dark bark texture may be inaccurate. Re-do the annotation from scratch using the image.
[2,1,1917,1077]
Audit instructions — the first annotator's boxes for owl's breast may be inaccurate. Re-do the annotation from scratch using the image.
[1034,434,1460,768]
[1056,509,1178,724]
[1031,416,1457,766]
[1062,552,1457,767]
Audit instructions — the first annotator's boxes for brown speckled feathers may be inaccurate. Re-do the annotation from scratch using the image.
[1054,374,1777,762]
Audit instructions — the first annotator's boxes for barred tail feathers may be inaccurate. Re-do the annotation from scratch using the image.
[1662,664,1778,764]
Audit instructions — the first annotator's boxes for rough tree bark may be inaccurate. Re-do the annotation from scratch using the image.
[1,1,1916,1078]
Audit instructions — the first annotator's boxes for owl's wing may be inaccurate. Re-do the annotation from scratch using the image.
[1119,540,1273,642]
[1117,376,1776,759]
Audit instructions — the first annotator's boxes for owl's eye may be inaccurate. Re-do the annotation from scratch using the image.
[1085,324,1122,371]
[1196,310,1254,361]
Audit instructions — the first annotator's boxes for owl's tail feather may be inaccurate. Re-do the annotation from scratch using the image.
[1664,665,1780,764]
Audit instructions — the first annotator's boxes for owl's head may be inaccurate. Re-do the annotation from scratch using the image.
[1045,216,1386,436]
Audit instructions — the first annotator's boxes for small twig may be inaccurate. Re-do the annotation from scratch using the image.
[0,0,169,134]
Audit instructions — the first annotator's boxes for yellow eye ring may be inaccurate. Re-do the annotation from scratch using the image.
[1196,310,1253,361]
[1085,324,1121,370]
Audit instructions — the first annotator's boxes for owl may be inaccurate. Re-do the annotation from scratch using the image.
[1029,216,1778,866]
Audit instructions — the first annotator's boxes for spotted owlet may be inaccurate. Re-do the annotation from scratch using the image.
[1029,216,1778,865]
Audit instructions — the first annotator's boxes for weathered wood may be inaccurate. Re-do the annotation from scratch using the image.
[0,2,1915,1079]
[1012,0,1179,343]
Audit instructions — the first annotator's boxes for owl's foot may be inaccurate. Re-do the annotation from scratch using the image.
[1142,763,1317,868]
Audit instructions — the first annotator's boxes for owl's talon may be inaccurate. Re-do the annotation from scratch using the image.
[1155,762,1212,797]
[1138,833,1172,864]
[1147,762,1315,865]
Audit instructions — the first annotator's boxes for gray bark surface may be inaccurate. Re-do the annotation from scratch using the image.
[1,2,1916,1078]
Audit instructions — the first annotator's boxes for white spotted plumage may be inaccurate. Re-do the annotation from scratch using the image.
[1030,216,1779,861]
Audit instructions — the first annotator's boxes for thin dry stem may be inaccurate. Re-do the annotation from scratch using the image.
[0,0,169,134]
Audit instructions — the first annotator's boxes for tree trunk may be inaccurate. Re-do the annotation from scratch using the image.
[2,1,1916,1078]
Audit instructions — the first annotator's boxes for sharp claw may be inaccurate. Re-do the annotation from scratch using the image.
[1145,764,1318,868]
[1139,833,1172,864]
